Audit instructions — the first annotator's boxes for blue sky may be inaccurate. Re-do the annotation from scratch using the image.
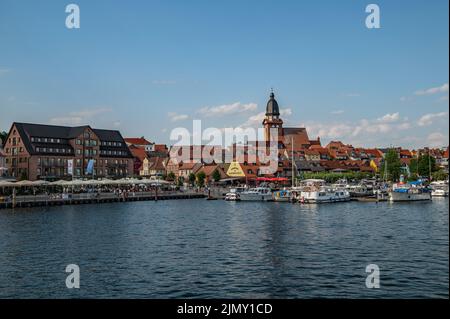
[0,0,448,148]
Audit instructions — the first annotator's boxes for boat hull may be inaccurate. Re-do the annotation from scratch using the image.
[299,191,351,204]
[389,192,431,202]
[239,194,273,201]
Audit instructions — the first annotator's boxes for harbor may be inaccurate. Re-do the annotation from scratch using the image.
[1,176,448,209]
[0,197,447,298]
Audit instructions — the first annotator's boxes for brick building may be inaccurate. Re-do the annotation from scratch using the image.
[2,122,134,180]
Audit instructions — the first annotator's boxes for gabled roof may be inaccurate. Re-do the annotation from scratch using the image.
[124,137,153,145]
[129,145,148,161]
[148,157,166,171]
[10,122,132,157]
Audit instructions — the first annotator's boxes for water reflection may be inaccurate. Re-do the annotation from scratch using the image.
[0,198,448,298]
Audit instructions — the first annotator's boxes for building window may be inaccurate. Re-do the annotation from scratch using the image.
[84,132,90,139]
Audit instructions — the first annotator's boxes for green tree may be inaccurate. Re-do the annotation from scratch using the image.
[212,169,221,183]
[432,170,448,181]
[166,171,176,181]
[0,131,7,146]
[196,171,206,187]
[410,154,437,178]
[380,149,402,181]
[188,173,196,186]
[177,176,185,187]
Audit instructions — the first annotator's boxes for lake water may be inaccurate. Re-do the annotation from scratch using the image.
[0,198,448,298]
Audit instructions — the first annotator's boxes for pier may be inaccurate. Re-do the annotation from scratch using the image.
[0,191,206,209]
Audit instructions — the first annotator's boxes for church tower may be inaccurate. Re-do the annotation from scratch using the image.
[262,91,284,143]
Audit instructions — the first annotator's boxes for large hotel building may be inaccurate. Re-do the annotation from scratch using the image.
[2,122,134,180]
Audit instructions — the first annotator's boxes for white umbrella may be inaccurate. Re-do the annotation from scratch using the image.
[0,181,16,187]
[98,178,115,185]
[51,180,71,186]
[13,180,34,187]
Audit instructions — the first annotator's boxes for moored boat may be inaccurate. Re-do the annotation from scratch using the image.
[224,187,246,201]
[239,187,273,201]
[272,189,292,202]
[430,181,449,197]
[295,179,350,203]
[389,181,431,202]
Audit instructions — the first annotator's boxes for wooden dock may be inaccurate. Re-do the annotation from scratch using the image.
[0,192,206,209]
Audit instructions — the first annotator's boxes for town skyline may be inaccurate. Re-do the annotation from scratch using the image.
[0,0,448,149]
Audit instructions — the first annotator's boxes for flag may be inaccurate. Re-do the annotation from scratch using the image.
[86,159,95,175]
[370,160,378,172]
[67,159,74,175]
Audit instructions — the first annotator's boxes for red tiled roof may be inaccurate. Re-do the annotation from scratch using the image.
[283,127,311,150]
[400,149,412,157]
[124,137,152,145]
[129,146,148,161]
[154,144,168,152]
[364,148,383,158]
[148,157,166,171]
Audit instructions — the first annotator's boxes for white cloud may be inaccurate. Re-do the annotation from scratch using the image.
[427,132,448,148]
[241,108,292,128]
[0,68,10,75]
[417,112,448,126]
[199,102,258,117]
[377,112,400,123]
[50,108,112,126]
[168,112,189,122]
[50,116,84,126]
[303,111,414,147]
[439,95,449,102]
[331,110,344,115]
[415,83,449,96]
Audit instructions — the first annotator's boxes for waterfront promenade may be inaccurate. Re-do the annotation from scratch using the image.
[0,191,206,209]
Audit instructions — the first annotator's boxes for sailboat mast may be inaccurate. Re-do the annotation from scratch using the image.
[291,137,294,187]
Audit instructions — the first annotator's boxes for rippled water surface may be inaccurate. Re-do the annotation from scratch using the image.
[0,198,448,298]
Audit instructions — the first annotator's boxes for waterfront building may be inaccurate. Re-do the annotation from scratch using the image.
[140,157,167,178]
[0,147,7,177]
[124,137,155,152]
[262,91,321,156]
[128,145,149,176]
[194,164,228,184]
[2,122,134,180]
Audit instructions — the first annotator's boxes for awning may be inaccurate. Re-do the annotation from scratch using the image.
[255,177,289,182]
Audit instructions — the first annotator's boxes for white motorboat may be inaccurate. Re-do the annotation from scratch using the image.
[239,187,273,201]
[430,181,449,197]
[297,179,350,203]
[224,187,246,201]
[389,181,431,202]
[347,184,373,197]
[299,187,351,203]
